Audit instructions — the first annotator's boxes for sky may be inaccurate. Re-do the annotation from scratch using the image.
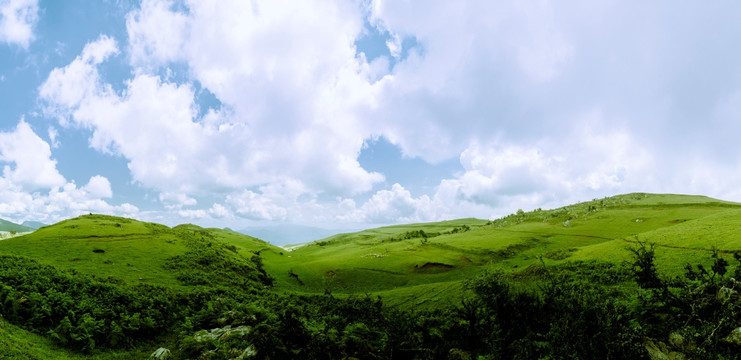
[1,0,741,236]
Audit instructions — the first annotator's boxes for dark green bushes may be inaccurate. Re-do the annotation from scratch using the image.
[630,244,741,359]
[164,229,273,289]
[0,255,178,352]
[460,265,645,359]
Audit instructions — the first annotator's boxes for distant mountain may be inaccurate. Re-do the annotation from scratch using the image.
[0,218,33,232]
[21,221,46,230]
[238,224,358,246]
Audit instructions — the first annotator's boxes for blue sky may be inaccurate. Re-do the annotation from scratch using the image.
[1,0,741,234]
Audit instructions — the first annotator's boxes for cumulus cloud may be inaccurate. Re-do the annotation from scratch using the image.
[39,35,119,122]
[40,3,384,200]
[0,120,65,190]
[159,192,197,208]
[226,190,289,221]
[178,208,207,220]
[0,120,138,224]
[0,0,38,48]
[362,1,577,162]
[208,203,230,218]
[126,0,188,67]
[83,175,113,199]
[33,1,741,228]
[434,116,656,215]
[0,177,139,225]
[339,183,438,224]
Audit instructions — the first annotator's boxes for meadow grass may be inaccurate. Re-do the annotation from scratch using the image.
[2,193,741,357]
[255,193,741,307]
[0,214,278,289]
[2,193,740,311]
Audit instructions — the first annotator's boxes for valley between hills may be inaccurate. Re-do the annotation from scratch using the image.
[2,192,741,359]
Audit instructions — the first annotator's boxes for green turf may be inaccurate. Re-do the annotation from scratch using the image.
[248,193,741,306]
[2,193,740,309]
[2,193,738,306]
[0,214,279,288]
[2,192,741,357]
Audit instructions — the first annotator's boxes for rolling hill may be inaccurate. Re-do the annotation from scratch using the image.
[21,220,46,229]
[2,192,741,358]
[3,193,737,305]
[0,214,280,288]
[0,218,33,233]
[255,193,741,306]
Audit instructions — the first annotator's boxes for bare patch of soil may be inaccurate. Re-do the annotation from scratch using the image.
[414,262,454,272]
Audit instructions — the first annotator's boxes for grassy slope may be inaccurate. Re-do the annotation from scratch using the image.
[0,214,281,288]
[3,194,736,305]
[0,319,89,360]
[254,193,741,307]
[0,215,282,358]
[2,193,740,354]
[0,215,187,286]
[0,319,155,360]
[260,219,488,294]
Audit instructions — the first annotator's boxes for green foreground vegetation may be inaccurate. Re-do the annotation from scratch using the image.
[2,193,741,358]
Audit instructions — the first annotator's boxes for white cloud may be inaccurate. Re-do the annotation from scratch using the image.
[0,181,139,225]
[159,192,197,208]
[0,0,38,48]
[360,1,577,163]
[208,203,230,218]
[126,0,188,67]
[81,34,119,64]
[0,120,138,224]
[178,208,207,219]
[41,2,385,199]
[0,120,65,190]
[511,0,573,83]
[226,189,288,221]
[83,175,113,199]
[334,183,446,224]
[385,33,401,59]
[33,1,741,228]
[47,126,59,148]
[424,114,660,218]
[39,35,119,122]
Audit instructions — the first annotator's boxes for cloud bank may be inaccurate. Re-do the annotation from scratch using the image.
[22,0,741,227]
[0,120,137,224]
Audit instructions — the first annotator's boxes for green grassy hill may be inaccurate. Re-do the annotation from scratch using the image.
[3,194,739,302]
[0,214,282,359]
[0,214,281,288]
[2,193,741,358]
[251,193,741,306]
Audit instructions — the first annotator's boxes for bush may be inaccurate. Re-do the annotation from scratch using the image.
[0,255,179,352]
